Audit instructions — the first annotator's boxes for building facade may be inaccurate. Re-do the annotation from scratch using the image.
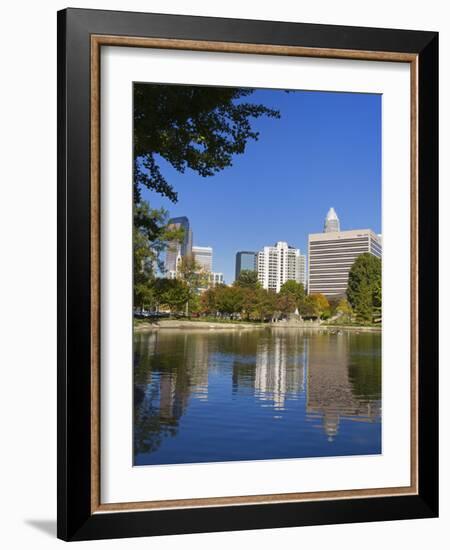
[308,213,382,298]
[257,241,306,293]
[209,272,224,286]
[235,251,257,280]
[196,272,224,293]
[192,246,213,272]
[164,216,193,273]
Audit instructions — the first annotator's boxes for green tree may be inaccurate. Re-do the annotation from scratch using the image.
[335,298,353,322]
[234,269,260,289]
[188,292,202,315]
[279,280,306,312]
[134,84,280,203]
[154,278,189,314]
[347,253,382,323]
[372,274,382,322]
[214,285,244,316]
[175,255,209,315]
[134,200,184,263]
[133,200,185,310]
[251,289,278,322]
[133,227,155,311]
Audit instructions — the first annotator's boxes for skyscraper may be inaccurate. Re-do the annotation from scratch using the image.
[164,216,193,273]
[308,209,382,297]
[324,207,340,233]
[257,241,306,293]
[235,251,257,280]
[192,246,213,272]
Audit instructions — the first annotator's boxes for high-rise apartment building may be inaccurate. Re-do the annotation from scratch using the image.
[209,272,224,286]
[235,251,257,280]
[257,241,306,293]
[164,216,193,273]
[308,209,382,298]
[192,246,213,272]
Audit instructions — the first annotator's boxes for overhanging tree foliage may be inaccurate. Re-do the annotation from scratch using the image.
[134,84,280,203]
[133,84,283,311]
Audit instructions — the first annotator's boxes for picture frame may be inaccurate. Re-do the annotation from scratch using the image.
[57,7,438,541]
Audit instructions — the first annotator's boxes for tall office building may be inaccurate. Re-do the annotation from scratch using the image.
[164,216,193,273]
[192,246,213,272]
[308,209,382,298]
[257,241,306,293]
[324,207,340,233]
[235,251,257,280]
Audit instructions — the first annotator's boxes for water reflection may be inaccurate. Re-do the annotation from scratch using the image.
[134,328,381,465]
[254,334,306,411]
[305,332,381,441]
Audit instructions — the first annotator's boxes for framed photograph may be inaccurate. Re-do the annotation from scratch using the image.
[57,8,438,541]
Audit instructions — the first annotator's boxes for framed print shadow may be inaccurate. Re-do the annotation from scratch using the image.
[57,8,439,542]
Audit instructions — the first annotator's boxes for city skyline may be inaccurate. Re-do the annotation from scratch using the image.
[144,89,381,284]
[163,207,380,299]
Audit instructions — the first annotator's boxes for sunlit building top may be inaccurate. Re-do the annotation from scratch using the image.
[324,207,340,233]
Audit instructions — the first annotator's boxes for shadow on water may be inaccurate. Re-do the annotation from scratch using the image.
[134,328,381,465]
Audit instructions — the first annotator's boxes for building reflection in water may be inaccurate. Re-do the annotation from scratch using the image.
[306,331,381,441]
[134,329,381,462]
[254,331,306,411]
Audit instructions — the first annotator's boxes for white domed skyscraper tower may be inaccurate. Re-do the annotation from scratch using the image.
[309,207,381,297]
[324,207,340,233]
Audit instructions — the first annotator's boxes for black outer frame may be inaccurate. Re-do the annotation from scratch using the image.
[57,8,438,542]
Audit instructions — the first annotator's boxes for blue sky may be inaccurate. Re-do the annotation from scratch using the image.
[141,88,381,284]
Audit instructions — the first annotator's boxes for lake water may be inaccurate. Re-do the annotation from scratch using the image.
[134,328,381,466]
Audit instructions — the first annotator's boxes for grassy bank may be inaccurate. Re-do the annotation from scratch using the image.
[134,317,381,332]
[135,318,265,331]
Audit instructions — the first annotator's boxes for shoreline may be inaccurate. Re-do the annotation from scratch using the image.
[134,319,382,333]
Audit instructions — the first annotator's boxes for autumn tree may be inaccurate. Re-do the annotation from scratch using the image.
[276,293,297,317]
[335,298,353,322]
[200,288,218,316]
[300,293,330,320]
[240,287,260,321]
